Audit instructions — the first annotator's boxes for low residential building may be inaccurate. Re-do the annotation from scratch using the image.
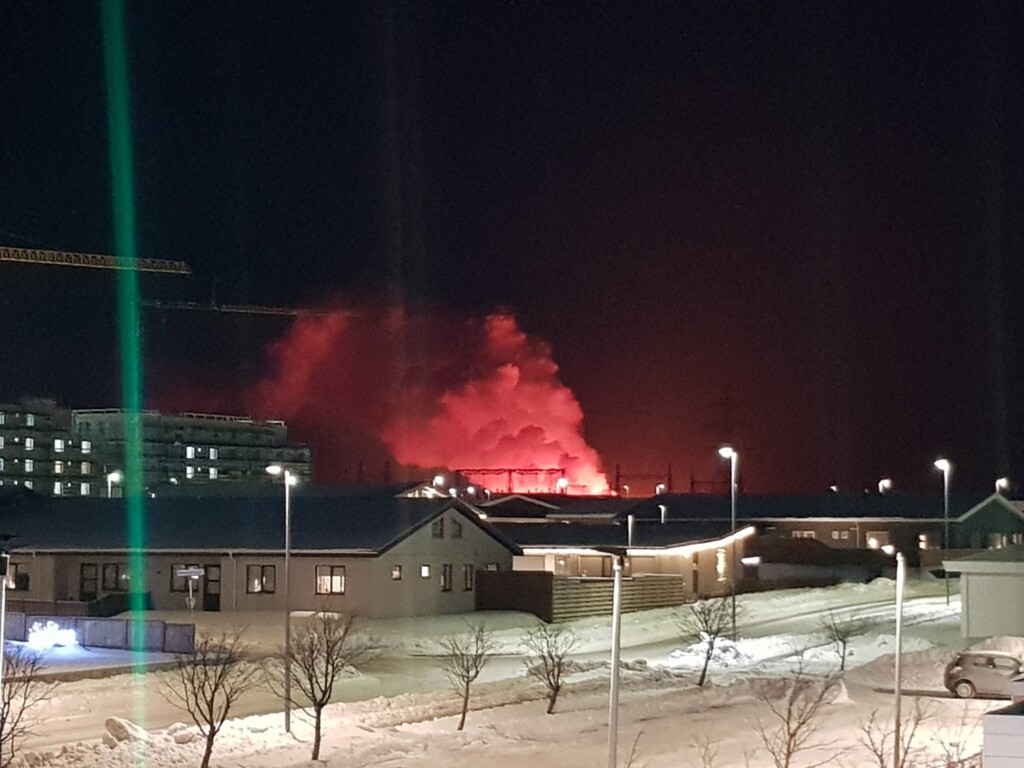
[0,489,517,619]
[943,544,1024,637]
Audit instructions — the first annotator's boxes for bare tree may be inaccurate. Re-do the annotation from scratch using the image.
[819,610,870,672]
[522,624,577,714]
[267,612,377,760]
[754,658,844,768]
[439,623,495,730]
[930,703,981,768]
[858,699,932,768]
[675,596,733,687]
[162,629,264,768]
[0,646,58,768]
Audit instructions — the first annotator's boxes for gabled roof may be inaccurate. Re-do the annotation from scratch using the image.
[943,543,1024,575]
[624,493,991,522]
[954,493,1024,525]
[498,518,737,550]
[0,493,519,555]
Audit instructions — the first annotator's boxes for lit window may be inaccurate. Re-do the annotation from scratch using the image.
[23,480,32,489]
[54,439,65,453]
[25,414,34,427]
[0,436,5,449]
[0,412,5,425]
[831,531,839,540]
[0,458,4,472]
[463,564,474,591]
[102,563,130,591]
[186,466,195,479]
[391,565,402,580]
[54,461,64,475]
[185,446,195,459]
[716,548,727,582]
[246,565,276,594]
[24,459,33,473]
[81,440,91,454]
[209,467,218,479]
[79,482,90,496]
[420,564,431,578]
[209,447,218,460]
[315,565,346,595]
[441,563,453,591]
[841,530,849,540]
[53,481,62,495]
[81,461,92,475]
[485,563,499,572]
[24,437,34,451]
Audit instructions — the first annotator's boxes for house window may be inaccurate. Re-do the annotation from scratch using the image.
[209,467,218,479]
[441,563,453,592]
[316,565,346,595]
[54,439,65,453]
[81,440,91,454]
[0,436,4,448]
[53,481,62,495]
[0,458,4,472]
[209,447,218,460]
[831,530,840,540]
[792,530,816,539]
[463,564,474,591]
[81,461,92,475]
[25,414,34,427]
[451,519,463,539]
[186,465,195,479]
[841,530,850,540]
[6,563,29,591]
[485,563,499,572]
[420,564,431,578]
[24,437,34,451]
[54,461,64,475]
[246,565,276,593]
[24,459,33,473]
[171,563,202,592]
[918,533,932,550]
[716,548,727,582]
[431,518,444,538]
[102,563,129,591]
[0,412,5,425]
[185,446,196,459]
[866,531,889,549]
[391,565,402,580]
[79,482,90,496]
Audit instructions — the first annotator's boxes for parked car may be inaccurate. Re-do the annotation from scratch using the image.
[943,650,1024,699]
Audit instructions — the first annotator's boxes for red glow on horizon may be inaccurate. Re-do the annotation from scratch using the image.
[248,306,610,494]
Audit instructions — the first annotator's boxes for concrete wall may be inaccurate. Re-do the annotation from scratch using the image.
[962,573,1024,637]
[4,613,194,652]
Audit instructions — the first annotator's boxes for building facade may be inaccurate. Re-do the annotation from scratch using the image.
[0,399,97,497]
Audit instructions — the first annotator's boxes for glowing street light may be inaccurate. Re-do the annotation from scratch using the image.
[878,478,893,495]
[432,474,445,487]
[106,470,122,499]
[996,477,1010,494]
[266,464,298,733]
[718,446,738,640]
[934,458,952,605]
[556,477,569,494]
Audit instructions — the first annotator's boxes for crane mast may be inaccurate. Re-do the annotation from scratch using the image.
[0,245,192,275]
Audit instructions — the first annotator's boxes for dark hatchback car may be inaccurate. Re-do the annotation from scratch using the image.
[943,651,1024,699]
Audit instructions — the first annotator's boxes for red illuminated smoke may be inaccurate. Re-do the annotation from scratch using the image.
[249,307,609,494]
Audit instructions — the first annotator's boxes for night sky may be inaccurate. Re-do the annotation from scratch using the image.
[1,1,1022,493]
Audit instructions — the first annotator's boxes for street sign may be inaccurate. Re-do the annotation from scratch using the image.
[176,567,205,579]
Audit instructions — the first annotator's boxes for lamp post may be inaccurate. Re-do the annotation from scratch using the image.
[718,446,738,640]
[934,458,952,605]
[266,464,296,733]
[106,470,122,499]
[606,552,624,768]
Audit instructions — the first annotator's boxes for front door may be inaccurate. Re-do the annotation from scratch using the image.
[80,563,98,602]
[202,565,221,611]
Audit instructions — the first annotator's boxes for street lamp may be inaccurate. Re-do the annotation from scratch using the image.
[266,464,297,733]
[106,470,122,499]
[878,478,893,495]
[996,477,1010,494]
[934,458,952,605]
[718,446,738,640]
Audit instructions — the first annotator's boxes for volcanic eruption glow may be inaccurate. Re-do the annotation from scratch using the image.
[249,307,609,494]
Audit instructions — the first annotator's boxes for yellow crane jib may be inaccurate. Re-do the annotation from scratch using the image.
[0,246,192,275]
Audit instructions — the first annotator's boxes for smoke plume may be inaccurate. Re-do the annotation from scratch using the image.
[248,305,609,494]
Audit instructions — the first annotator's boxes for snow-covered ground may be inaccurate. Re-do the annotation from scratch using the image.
[13,578,1020,767]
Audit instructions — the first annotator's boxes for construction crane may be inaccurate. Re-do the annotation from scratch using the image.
[139,299,333,317]
[0,245,192,275]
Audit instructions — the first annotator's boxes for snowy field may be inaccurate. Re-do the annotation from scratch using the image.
[14,578,1022,767]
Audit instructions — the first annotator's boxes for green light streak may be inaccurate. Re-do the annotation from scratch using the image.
[101,0,148,743]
